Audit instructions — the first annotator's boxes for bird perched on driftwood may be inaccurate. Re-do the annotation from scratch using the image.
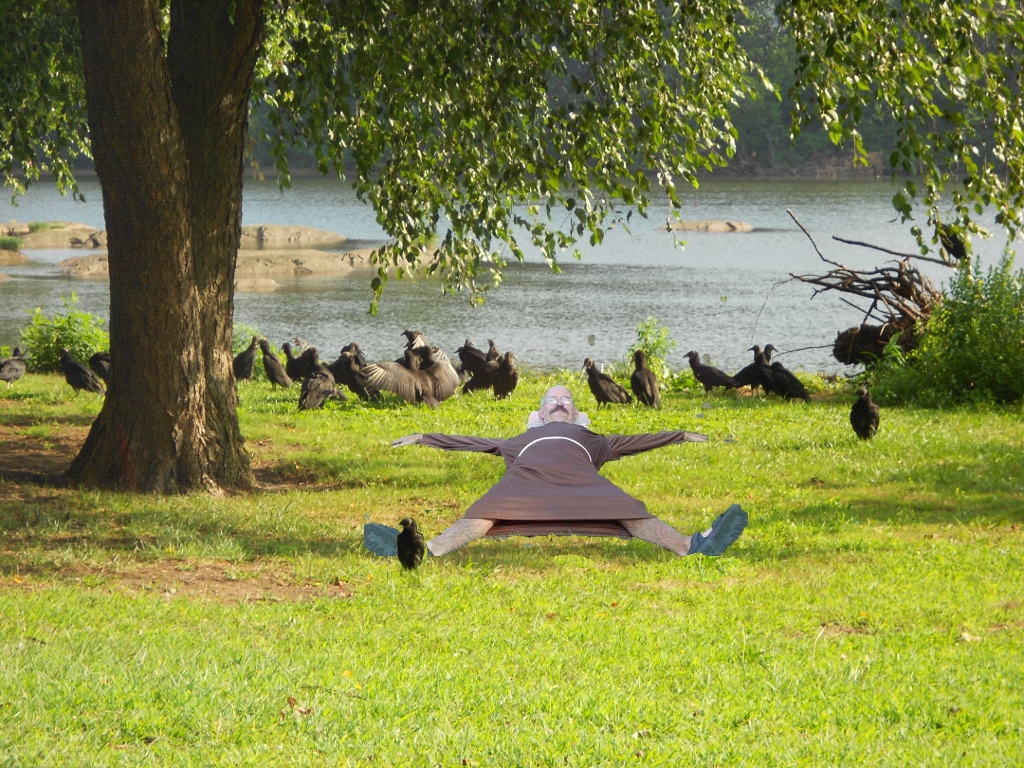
[258,339,292,389]
[396,517,426,570]
[88,351,111,385]
[0,347,26,388]
[769,361,811,401]
[233,336,258,380]
[630,349,660,407]
[298,350,345,410]
[583,357,632,405]
[60,347,105,396]
[850,386,880,439]
[685,351,739,394]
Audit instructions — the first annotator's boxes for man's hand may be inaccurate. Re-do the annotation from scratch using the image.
[392,434,423,447]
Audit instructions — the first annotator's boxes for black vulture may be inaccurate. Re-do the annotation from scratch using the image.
[455,338,488,378]
[937,222,969,261]
[233,336,258,380]
[290,346,317,382]
[359,348,443,407]
[420,346,460,401]
[298,354,345,410]
[396,517,426,570]
[492,352,519,399]
[850,386,880,439]
[583,357,632,405]
[88,351,111,385]
[60,347,105,395]
[258,339,292,389]
[630,349,660,407]
[328,348,378,401]
[282,342,307,381]
[402,329,427,350]
[485,339,500,362]
[757,345,783,396]
[685,351,739,393]
[770,361,811,401]
[462,356,500,395]
[0,347,26,387]
[732,345,765,395]
[342,341,368,368]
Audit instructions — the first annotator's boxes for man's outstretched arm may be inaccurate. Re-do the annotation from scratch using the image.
[603,430,708,460]
[393,433,506,455]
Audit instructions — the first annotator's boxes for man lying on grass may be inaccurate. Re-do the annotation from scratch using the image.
[392,385,748,558]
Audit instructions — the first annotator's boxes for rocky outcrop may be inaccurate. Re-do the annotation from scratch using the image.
[9,222,105,249]
[239,224,347,249]
[0,249,29,265]
[664,220,753,233]
[57,247,371,283]
[233,248,368,278]
[56,252,109,278]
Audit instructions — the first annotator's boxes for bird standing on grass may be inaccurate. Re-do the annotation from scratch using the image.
[850,386,880,439]
[298,350,345,410]
[685,351,739,394]
[769,361,811,401]
[583,357,632,405]
[88,351,111,385]
[0,347,26,387]
[630,349,660,407]
[259,339,292,389]
[60,347,105,396]
[233,336,258,380]
[397,518,425,569]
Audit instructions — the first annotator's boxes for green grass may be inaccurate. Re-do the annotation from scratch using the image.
[0,235,24,251]
[2,372,1023,766]
[27,221,65,233]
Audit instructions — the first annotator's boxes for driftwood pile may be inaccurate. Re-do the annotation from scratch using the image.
[786,210,946,366]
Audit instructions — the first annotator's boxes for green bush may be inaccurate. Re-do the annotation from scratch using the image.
[608,316,678,383]
[20,293,109,372]
[873,252,1024,405]
[0,235,23,251]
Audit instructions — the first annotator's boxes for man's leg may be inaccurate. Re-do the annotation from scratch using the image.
[623,506,748,557]
[426,518,495,556]
[620,517,691,556]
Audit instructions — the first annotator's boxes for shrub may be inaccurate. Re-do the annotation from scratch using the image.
[608,316,678,384]
[20,293,109,372]
[0,236,23,251]
[872,252,1024,405]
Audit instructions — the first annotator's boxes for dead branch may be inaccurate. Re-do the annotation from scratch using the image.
[787,209,942,365]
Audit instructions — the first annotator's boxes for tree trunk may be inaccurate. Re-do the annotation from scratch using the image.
[65,0,264,492]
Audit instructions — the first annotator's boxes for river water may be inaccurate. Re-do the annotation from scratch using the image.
[1,175,1010,375]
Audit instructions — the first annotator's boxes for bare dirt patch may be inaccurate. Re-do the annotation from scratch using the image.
[6,561,351,604]
[0,422,85,481]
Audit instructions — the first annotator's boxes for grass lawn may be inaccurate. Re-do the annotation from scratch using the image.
[1,372,1022,766]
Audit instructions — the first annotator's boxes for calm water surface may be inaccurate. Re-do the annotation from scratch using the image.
[1,176,1010,375]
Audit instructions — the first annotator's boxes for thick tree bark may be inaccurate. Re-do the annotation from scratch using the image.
[65,0,264,492]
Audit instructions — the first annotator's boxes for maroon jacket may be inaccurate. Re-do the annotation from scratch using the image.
[419,421,707,522]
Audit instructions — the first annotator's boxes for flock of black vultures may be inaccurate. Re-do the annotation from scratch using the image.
[0,334,879,440]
